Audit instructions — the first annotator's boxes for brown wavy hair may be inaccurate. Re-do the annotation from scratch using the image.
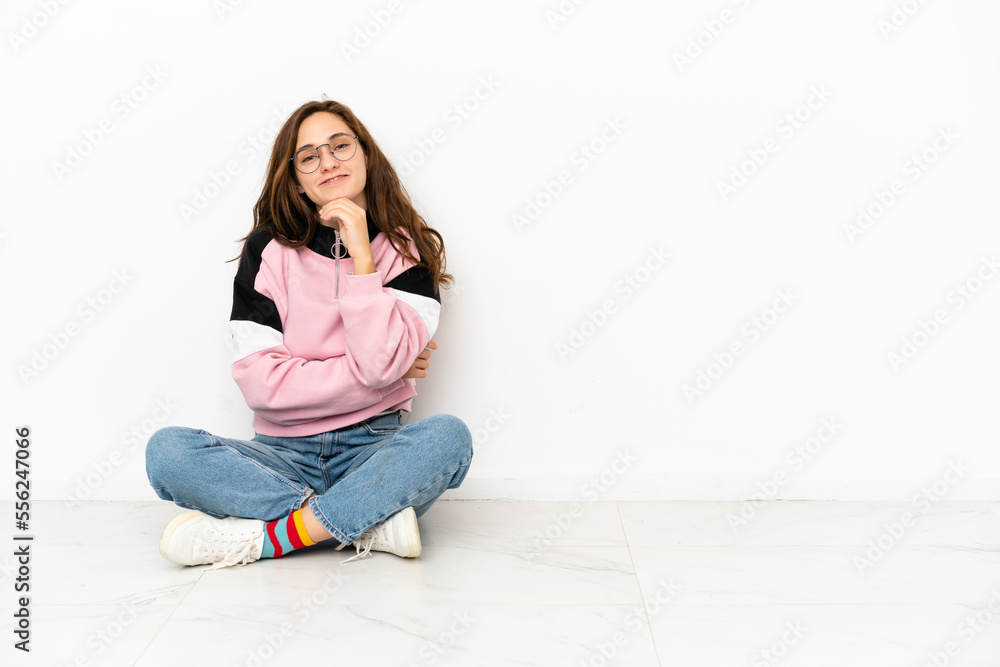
[228,97,453,294]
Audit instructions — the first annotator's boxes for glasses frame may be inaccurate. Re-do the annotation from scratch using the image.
[290,134,360,174]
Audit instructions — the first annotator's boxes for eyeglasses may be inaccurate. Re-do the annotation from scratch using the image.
[290,134,359,173]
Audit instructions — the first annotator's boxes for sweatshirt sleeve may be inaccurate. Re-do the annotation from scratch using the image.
[228,231,385,426]
[337,242,441,390]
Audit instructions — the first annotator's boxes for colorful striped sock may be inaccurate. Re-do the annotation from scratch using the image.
[260,507,315,559]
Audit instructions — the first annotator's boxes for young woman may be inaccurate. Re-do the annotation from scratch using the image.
[145,98,474,569]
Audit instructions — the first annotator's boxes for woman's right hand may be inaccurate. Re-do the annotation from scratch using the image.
[402,340,437,379]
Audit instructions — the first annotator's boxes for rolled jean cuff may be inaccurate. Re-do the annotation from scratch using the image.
[308,496,352,545]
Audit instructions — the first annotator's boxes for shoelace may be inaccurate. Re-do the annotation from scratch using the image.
[340,523,386,564]
[203,529,262,570]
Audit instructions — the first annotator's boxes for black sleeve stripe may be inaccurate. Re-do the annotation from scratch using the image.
[230,228,283,333]
[384,265,440,303]
[230,279,283,333]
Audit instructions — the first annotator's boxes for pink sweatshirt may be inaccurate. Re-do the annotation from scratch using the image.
[227,210,440,436]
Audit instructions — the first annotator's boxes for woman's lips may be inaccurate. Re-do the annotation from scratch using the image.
[321,175,347,186]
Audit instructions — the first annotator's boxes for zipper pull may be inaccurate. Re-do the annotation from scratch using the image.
[332,228,345,258]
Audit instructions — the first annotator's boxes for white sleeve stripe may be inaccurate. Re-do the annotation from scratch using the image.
[392,290,441,340]
[229,320,283,363]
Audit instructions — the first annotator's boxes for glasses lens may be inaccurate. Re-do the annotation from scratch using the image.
[294,149,320,173]
[333,136,357,161]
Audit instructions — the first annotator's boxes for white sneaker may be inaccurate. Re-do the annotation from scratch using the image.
[342,506,421,564]
[159,510,266,570]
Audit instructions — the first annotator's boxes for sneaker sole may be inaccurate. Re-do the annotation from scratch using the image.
[401,506,421,558]
[159,510,204,562]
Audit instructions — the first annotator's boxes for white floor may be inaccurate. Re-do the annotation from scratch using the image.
[2,500,999,666]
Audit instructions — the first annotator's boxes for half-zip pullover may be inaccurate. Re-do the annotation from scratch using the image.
[228,210,441,436]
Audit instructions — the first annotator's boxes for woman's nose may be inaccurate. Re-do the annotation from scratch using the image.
[318,145,339,170]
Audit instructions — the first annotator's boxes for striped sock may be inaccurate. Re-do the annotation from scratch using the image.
[260,507,315,559]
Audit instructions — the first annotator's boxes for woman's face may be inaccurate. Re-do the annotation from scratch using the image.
[293,112,367,217]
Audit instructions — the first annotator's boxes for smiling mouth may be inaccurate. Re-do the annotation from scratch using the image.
[321,175,347,186]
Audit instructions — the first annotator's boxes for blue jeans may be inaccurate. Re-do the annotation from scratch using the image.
[144,411,473,546]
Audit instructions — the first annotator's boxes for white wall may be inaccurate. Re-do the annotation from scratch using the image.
[4,0,998,505]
